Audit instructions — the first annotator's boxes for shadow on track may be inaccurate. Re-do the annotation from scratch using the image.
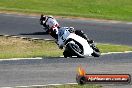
[19,32,48,35]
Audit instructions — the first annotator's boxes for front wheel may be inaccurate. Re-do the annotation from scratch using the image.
[66,41,84,58]
[63,49,72,58]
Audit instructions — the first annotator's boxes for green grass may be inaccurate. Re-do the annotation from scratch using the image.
[0,36,132,59]
[16,84,101,88]
[0,0,132,21]
[97,43,132,53]
[41,84,101,88]
[0,36,63,59]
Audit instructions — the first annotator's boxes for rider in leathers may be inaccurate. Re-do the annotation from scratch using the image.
[40,15,93,49]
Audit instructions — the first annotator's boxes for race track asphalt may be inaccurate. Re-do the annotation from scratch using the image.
[0,13,132,45]
[0,53,132,87]
[0,13,132,88]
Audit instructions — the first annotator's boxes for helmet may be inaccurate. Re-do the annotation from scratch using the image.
[40,14,54,29]
[40,14,47,26]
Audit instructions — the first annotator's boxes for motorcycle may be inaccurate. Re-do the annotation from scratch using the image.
[57,27,100,58]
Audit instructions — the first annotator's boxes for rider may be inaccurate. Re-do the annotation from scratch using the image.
[40,15,60,40]
[40,15,93,48]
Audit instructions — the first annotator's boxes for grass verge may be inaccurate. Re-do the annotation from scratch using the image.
[0,36,62,59]
[0,0,132,21]
[0,36,132,59]
[97,43,132,53]
[16,84,101,88]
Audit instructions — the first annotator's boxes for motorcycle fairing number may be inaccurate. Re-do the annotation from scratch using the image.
[61,36,66,42]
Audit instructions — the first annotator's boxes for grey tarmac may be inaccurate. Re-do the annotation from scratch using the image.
[0,53,132,87]
[0,13,132,88]
[0,13,132,45]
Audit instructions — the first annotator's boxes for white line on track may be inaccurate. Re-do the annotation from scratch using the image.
[1,83,78,88]
[0,51,132,61]
[0,87,13,88]
[61,51,132,57]
[0,57,42,61]
[101,51,132,55]
[0,13,38,19]
[126,22,132,24]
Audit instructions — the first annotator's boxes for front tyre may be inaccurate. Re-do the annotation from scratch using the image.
[67,42,84,58]
[63,49,72,58]
[63,52,68,58]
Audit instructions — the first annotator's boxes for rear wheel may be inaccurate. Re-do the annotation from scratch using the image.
[91,46,100,57]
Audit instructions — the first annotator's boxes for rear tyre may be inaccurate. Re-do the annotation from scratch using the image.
[91,47,100,57]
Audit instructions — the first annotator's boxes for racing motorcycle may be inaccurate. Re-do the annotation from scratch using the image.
[57,27,100,58]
